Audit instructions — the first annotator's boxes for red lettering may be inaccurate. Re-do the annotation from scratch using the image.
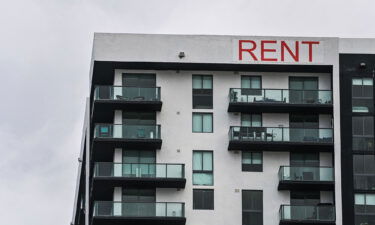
[301,41,320,62]
[239,40,258,61]
[281,41,299,62]
[260,40,277,61]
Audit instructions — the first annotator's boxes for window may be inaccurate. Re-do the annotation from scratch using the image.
[242,152,262,172]
[241,76,261,89]
[122,73,156,87]
[193,189,214,210]
[193,151,213,185]
[352,77,373,113]
[193,75,213,109]
[290,191,320,205]
[122,188,156,202]
[355,193,375,225]
[290,152,319,167]
[353,155,375,190]
[241,76,262,95]
[352,116,374,151]
[123,150,156,177]
[289,77,319,104]
[241,114,262,127]
[192,113,213,133]
[242,190,263,225]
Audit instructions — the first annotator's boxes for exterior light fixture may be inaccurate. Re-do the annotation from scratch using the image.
[178,52,185,59]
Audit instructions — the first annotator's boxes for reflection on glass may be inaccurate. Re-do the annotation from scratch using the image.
[229,127,333,143]
[94,124,161,139]
[94,163,184,179]
[280,205,335,222]
[94,86,161,101]
[229,89,332,104]
[94,202,185,217]
[279,166,334,182]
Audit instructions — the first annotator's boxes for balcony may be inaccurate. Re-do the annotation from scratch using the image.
[92,163,186,198]
[92,86,162,123]
[228,88,333,114]
[228,126,334,151]
[92,124,162,161]
[279,205,335,225]
[278,166,334,191]
[92,201,186,225]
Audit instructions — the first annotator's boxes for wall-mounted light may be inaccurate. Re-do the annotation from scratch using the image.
[178,52,185,59]
[360,62,366,68]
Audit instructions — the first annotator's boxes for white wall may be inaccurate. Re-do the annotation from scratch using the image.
[109,69,335,225]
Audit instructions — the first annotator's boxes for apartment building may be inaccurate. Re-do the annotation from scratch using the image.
[70,33,375,225]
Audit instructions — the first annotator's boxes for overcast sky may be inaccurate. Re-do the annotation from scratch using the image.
[0,0,374,224]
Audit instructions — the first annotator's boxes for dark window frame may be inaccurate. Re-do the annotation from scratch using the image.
[242,152,263,172]
[122,73,157,87]
[241,75,262,89]
[241,75,262,96]
[241,113,263,127]
[192,113,213,133]
[352,77,374,114]
[192,150,214,186]
[192,75,213,109]
[242,190,263,225]
[193,189,214,210]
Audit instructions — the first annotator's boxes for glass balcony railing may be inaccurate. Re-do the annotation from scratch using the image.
[94,124,161,139]
[94,201,185,218]
[94,86,161,102]
[229,127,333,143]
[280,205,335,222]
[94,162,185,179]
[279,166,334,182]
[229,88,332,105]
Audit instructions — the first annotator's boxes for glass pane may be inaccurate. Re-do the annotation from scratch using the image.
[202,152,213,171]
[193,173,213,185]
[242,152,252,164]
[252,114,262,127]
[193,152,202,170]
[353,78,363,85]
[251,77,261,89]
[366,194,375,205]
[242,190,262,210]
[241,77,251,88]
[353,155,364,173]
[193,76,202,89]
[352,117,363,135]
[364,117,374,135]
[241,114,252,127]
[202,114,213,132]
[123,150,139,163]
[304,79,318,90]
[355,194,365,205]
[193,114,202,132]
[363,78,373,86]
[252,153,262,164]
[139,151,155,163]
[290,80,303,89]
[202,76,212,89]
[365,155,375,173]
[166,165,183,178]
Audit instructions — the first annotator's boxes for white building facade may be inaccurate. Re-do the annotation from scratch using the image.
[71,34,375,225]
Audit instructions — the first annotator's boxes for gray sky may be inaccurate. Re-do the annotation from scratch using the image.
[0,0,374,224]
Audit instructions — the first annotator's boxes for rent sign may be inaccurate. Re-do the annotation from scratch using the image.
[234,39,325,63]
